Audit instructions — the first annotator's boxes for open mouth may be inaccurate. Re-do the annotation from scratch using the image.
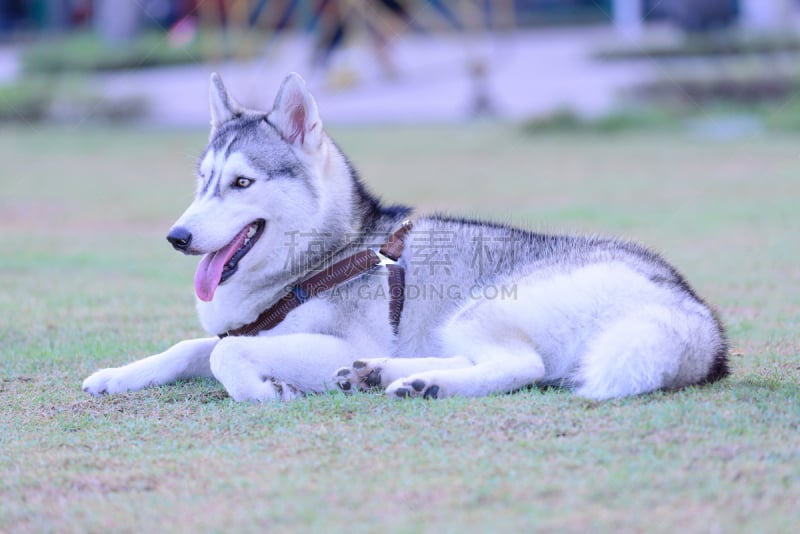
[194,219,266,302]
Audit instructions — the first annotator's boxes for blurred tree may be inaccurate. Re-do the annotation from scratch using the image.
[613,0,642,41]
[661,0,738,31]
[740,0,791,30]
[94,0,142,44]
[0,0,27,33]
[39,0,69,30]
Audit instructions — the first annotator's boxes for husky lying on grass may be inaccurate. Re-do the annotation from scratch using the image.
[83,73,728,401]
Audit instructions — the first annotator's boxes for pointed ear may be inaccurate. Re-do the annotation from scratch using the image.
[267,73,322,149]
[209,72,241,131]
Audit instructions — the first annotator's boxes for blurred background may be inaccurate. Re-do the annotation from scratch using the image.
[1,0,799,130]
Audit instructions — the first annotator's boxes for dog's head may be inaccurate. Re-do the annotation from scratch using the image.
[167,73,350,303]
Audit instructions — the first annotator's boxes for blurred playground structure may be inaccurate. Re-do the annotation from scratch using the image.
[4,1,799,38]
[2,1,800,125]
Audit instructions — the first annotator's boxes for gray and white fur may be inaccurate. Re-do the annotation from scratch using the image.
[82,73,728,401]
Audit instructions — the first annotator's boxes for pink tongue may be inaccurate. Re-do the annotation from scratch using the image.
[194,226,251,302]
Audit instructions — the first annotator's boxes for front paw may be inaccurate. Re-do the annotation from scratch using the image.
[82,368,131,396]
[333,359,385,393]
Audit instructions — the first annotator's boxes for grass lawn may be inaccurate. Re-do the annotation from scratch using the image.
[1,124,798,532]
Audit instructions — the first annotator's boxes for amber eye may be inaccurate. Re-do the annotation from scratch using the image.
[234,177,253,189]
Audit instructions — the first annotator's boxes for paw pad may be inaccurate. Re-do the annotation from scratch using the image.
[390,381,440,400]
[364,369,382,388]
[333,362,383,393]
[423,385,439,399]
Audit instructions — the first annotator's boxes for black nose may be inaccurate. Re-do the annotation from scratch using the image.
[166,227,192,252]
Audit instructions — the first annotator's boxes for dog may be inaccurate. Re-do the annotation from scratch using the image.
[82,72,729,401]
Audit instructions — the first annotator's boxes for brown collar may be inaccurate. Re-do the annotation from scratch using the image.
[219,220,413,338]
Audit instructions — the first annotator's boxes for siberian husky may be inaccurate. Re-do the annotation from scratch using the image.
[82,73,728,401]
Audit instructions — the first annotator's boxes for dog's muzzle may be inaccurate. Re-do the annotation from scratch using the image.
[166,227,192,252]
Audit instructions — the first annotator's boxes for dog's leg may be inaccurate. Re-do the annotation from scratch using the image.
[359,293,548,398]
[209,333,357,402]
[82,337,218,396]
[333,356,473,392]
[383,349,545,399]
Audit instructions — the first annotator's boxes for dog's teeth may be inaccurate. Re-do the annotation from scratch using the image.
[246,226,257,238]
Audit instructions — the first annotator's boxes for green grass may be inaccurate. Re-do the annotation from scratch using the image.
[523,107,683,134]
[0,77,52,121]
[0,75,147,123]
[522,99,800,135]
[595,31,800,60]
[1,124,798,532]
[22,30,263,74]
